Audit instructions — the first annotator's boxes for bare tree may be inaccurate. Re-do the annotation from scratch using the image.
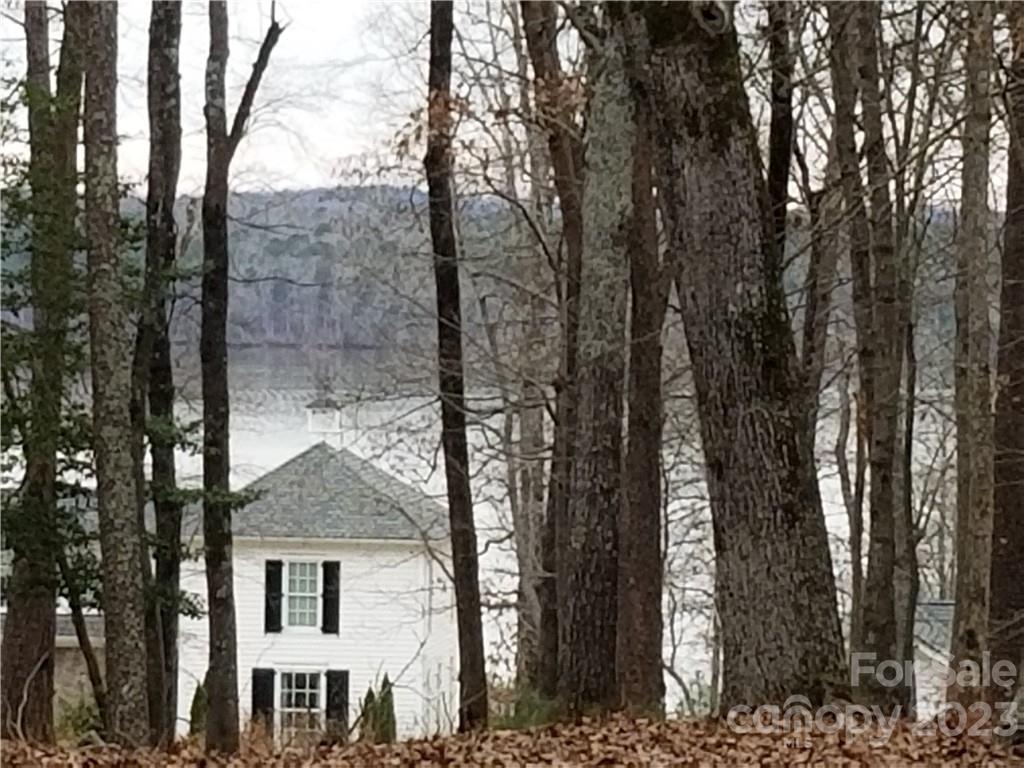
[827,2,874,660]
[520,0,585,700]
[84,0,151,746]
[558,11,633,716]
[145,1,183,743]
[989,1,1024,711]
[425,0,489,731]
[201,1,282,752]
[857,0,912,713]
[619,12,669,713]
[0,1,83,742]
[638,3,846,709]
[950,0,995,709]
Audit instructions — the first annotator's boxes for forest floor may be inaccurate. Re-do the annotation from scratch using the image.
[3,716,1020,766]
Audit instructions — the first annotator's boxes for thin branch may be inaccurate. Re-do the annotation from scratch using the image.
[226,12,285,159]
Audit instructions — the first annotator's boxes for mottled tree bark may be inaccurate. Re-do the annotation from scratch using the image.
[856,0,910,713]
[424,0,489,731]
[950,2,994,710]
[827,4,872,660]
[520,0,584,700]
[990,2,1024,711]
[84,0,151,747]
[641,3,846,710]
[618,19,667,714]
[144,1,183,744]
[829,2,913,708]
[201,2,281,752]
[559,19,632,717]
[0,2,81,740]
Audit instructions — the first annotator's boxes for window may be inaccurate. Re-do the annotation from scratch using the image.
[287,562,318,627]
[280,671,321,743]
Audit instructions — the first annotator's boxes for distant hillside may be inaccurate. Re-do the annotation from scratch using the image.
[4,183,977,394]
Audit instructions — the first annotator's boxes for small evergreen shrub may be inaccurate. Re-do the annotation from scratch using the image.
[359,674,397,743]
[189,678,208,737]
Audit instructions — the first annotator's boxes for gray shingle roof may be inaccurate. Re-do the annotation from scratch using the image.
[231,442,448,541]
[4,444,448,544]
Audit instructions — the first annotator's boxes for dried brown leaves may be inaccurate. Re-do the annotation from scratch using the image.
[2,717,1018,767]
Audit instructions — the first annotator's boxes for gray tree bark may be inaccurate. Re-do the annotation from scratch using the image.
[145,1,183,743]
[424,0,489,731]
[856,0,911,713]
[201,2,281,752]
[640,3,846,709]
[950,0,995,708]
[558,17,633,717]
[84,0,151,747]
[520,0,585,700]
[0,2,82,742]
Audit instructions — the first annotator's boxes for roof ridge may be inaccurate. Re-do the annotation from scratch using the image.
[240,441,336,491]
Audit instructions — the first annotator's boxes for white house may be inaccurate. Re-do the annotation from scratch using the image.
[175,438,459,742]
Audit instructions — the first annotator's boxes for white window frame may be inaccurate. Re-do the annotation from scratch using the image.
[277,668,324,744]
[284,560,319,629]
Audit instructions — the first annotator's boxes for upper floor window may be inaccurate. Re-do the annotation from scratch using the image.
[287,562,318,627]
[265,559,339,634]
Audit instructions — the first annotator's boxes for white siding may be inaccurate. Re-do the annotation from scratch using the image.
[914,647,949,721]
[176,537,457,739]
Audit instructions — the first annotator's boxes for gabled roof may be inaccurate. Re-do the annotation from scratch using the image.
[3,444,448,544]
[231,442,448,542]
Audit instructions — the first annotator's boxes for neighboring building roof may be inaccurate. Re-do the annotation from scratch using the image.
[231,442,448,542]
[915,599,955,656]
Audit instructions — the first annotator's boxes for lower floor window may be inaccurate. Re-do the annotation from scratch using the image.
[280,671,322,742]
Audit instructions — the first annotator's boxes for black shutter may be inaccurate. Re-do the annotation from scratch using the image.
[265,560,283,633]
[251,668,275,728]
[325,669,349,741]
[321,560,340,634]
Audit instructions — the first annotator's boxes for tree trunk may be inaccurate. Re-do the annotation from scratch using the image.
[641,4,846,709]
[766,2,793,255]
[200,4,281,752]
[145,1,183,744]
[895,318,920,714]
[424,0,489,731]
[56,548,107,727]
[835,363,864,660]
[857,0,910,713]
[201,4,238,749]
[990,2,1024,710]
[129,0,187,741]
[0,1,82,742]
[950,0,996,709]
[827,4,873,659]
[520,0,584,700]
[489,6,548,691]
[800,152,843,435]
[559,17,632,717]
[84,0,151,747]
[618,26,666,713]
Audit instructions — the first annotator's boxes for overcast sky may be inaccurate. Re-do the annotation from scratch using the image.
[2,0,431,193]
